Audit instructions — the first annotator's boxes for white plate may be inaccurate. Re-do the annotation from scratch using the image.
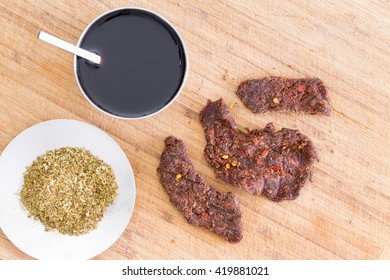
[0,119,136,259]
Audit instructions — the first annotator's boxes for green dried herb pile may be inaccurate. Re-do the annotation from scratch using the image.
[20,147,118,235]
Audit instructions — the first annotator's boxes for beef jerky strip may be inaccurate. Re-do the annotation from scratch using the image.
[200,98,317,201]
[157,136,243,243]
[237,77,331,115]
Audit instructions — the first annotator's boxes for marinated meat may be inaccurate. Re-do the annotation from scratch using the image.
[237,77,331,115]
[157,136,243,243]
[200,99,318,201]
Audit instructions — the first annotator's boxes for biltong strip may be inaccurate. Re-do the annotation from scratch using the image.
[157,136,243,243]
[200,98,318,201]
[237,77,331,115]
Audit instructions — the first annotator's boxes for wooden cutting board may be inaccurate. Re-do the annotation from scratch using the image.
[0,0,389,260]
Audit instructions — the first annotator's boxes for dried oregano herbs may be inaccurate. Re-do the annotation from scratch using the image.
[20,147,118,235]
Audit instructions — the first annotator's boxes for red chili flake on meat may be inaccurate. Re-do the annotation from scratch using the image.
[208,128,216,144]
[225,202,233,209]
[272,165,282,171]
[297,83,306,93]
[201,212,208,221]
[256,158,263,165]
[261,148,269,158]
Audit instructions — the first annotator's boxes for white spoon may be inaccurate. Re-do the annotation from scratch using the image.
[38,31,101,64]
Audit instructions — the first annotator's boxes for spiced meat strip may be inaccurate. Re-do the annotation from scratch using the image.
[237,77,331,115]
[157,136,243,243]
[200,98,317,201]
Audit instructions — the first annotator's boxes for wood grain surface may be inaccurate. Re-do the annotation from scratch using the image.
[1,0,389,260]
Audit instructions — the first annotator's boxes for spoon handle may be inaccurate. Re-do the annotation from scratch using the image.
[38,31,101,64]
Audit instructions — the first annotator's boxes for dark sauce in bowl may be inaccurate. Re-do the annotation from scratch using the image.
[76,9,187,118]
